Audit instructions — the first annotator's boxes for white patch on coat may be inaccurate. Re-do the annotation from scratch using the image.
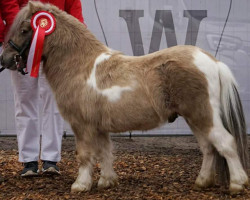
[193,49,221,114]
[193,49,238,126]
[87,53,111,89]
[87,53,133,102]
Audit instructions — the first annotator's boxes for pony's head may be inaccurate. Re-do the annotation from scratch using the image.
[0,1,61,73]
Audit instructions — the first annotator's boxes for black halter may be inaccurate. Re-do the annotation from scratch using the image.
[0,39,31,75]
[8,39,30,57]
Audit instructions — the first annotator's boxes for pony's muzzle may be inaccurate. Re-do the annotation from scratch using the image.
[14,55,28,75]
[14,54,21,63]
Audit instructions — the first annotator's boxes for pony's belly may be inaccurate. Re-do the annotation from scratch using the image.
[109,120,160,133]
[103,107,162,133]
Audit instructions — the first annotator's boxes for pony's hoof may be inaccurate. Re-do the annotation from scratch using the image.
[98,176,118,189]
[229,183,245,195]
[192,184,202,191]
[71,181,92,193]
[194,176,215,189]
[243,178,249,186]
[192,183,214,191]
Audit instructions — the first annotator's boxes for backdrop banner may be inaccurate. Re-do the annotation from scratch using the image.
[0,0,249,136]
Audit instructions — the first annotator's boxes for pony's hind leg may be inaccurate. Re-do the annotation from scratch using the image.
[189,111,248,193]
[182,93,216,190]
[71,125,96,192]
[187,111,215,189]
[208,122,248,194]
[96,132,118,189]
[193,133,216,189]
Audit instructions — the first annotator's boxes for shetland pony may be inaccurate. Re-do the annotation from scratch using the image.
[0,2,248,194]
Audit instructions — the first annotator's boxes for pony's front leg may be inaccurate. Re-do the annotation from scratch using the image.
[71,160,94,192]
[71,125,95,192]
[97,133,118,189]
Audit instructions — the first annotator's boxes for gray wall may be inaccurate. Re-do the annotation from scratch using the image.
[0,0,250,136]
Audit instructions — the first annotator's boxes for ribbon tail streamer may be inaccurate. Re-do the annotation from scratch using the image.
[27,26,45,77]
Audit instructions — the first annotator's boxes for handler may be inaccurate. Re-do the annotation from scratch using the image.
[0,0,19,183]
[13,0,85,177]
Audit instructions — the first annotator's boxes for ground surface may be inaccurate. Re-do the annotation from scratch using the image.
[0,136,249,200]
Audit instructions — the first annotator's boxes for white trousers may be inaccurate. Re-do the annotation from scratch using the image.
[11,66,64,163]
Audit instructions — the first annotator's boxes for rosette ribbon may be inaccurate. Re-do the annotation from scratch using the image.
[27,11,56,77]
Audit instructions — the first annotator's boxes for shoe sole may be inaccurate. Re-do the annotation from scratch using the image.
[42,167,61,175]
[21,170,39,177]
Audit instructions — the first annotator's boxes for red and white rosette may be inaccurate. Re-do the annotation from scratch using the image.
[27,11,56,77]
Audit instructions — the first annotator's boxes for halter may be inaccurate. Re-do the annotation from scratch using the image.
[7,39,31,75]
[0,40,30,75]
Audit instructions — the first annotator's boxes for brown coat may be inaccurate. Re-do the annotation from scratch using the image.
[1,1,248,194]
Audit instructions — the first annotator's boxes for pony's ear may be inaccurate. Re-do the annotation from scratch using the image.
[28,1,40,14]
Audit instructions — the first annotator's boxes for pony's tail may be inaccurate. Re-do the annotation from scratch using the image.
[215,62,248,183]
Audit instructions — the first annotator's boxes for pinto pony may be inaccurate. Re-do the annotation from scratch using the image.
[0,2,248,194]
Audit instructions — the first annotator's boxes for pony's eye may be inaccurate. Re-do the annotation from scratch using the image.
[21,29,28,34]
